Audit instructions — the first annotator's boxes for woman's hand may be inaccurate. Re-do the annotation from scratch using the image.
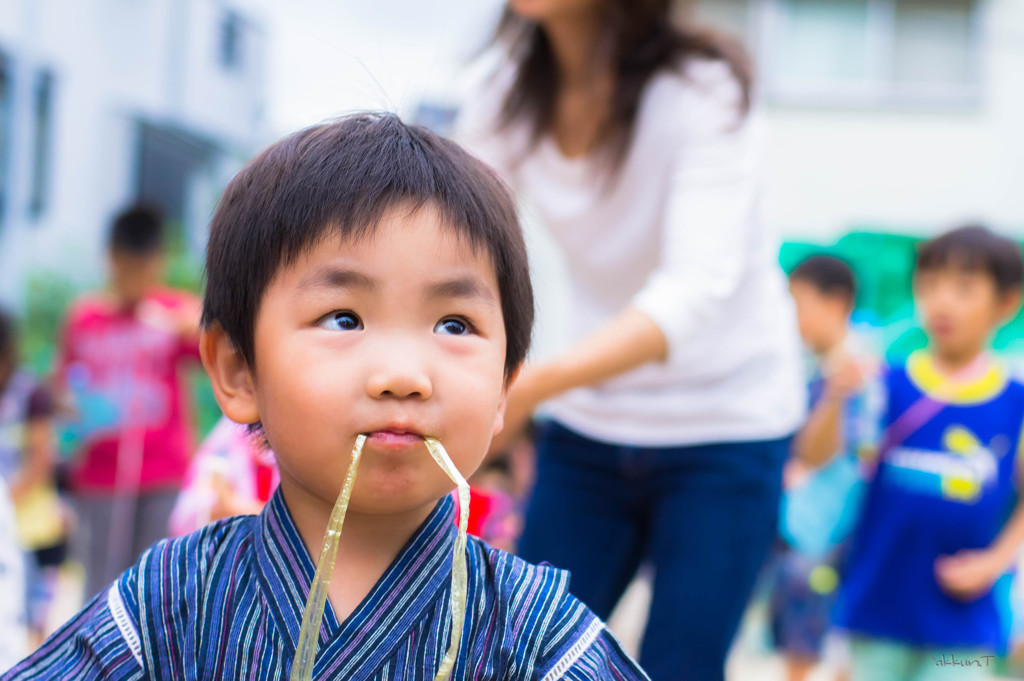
[487,308,668,457]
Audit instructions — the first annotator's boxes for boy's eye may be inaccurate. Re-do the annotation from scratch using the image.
[319,311,363,331]
[435,318,469,335]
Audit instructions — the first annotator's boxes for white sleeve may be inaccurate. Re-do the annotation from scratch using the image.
[630,62,764,358]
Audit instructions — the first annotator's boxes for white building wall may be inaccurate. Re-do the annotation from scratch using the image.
[0,0,264,308]
[691,0,1024,241]
[179,0,266,147]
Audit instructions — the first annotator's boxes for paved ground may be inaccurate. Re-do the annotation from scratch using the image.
[605,571,818,681]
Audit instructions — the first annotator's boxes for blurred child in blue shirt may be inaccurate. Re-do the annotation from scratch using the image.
[768,255,872,681]
[812,226,1024,681]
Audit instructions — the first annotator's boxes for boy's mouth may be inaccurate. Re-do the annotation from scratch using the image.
[366,426,424,448]
[928,317,956,339]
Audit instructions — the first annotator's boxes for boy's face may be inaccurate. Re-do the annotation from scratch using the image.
[789,279,850,355]
[219,205,510,519]
[914,267,1020,361]
[108,250,163,307]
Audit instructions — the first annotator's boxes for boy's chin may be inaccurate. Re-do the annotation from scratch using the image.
[929,338,986,361]
[348,493,446,518]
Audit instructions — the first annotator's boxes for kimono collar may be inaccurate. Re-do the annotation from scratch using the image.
[254,488,458,669]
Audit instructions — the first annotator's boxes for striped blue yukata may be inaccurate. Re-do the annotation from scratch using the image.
[3,489,649,680]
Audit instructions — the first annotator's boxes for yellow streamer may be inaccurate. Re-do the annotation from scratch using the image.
[289,434,470,681]
[423,437,470,681]
[290,433,365,681]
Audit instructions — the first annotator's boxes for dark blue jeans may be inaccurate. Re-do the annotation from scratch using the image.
[518,420,790,681]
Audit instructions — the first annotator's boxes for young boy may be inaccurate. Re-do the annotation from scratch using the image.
[54,204,202,601]
[5,114,649,680]
[826,226,1024,681]
[768,255,870,681]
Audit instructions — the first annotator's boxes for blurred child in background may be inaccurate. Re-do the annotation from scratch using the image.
[767,256,872,681]
[169,416,279,536]
[466,461,521,553]
[465,422,535,552]
[819,226,1024,681]
[0,308,64,649]
[54,204,202,600]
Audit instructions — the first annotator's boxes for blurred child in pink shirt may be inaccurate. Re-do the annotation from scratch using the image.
[55,205,201,598]
[169,417,279,535]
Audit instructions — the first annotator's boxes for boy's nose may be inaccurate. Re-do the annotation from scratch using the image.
[365,362,433,400]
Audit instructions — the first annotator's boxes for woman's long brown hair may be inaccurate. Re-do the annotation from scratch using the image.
[493,1,753,171]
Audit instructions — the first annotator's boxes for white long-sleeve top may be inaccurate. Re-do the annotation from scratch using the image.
[456,58,806,447]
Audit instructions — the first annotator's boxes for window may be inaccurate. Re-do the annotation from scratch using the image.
[28,69,54,220]
[762,0,980,107]
[136,121,215,234]
[219,10,243,70]
[772,0,872,85]
[892,0,975,86]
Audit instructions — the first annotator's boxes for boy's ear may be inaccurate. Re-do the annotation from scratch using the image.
[999,289,1023,323]
[493,363,524,437]
[200,324,260,425]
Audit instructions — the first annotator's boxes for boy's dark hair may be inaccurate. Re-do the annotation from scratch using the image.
[202,113,534,381]
[109,204,164,255]
[790,255,857,308]
[916,225,1024,295]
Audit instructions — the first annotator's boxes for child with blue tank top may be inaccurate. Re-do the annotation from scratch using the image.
[809,226,1024,681]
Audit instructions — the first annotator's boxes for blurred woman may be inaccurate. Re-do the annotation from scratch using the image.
[457,2,805,678]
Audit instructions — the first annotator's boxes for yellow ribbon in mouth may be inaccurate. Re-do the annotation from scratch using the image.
[290,435,470,681]
[423,437,471,681]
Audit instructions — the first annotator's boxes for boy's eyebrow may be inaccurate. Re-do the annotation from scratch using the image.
[297,267,380,293]
[426,276,496,304]
[296,266,495,304]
